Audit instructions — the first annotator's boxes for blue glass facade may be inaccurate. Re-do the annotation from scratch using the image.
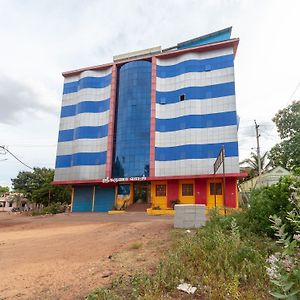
[112,60,152,177]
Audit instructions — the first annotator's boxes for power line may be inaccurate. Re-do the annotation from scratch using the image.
[0,146,33,170]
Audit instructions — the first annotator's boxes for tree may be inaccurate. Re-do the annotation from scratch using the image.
[268,101,300,171]
[240,151,270,179]
[11,167,71,206]
[0,185,9,196]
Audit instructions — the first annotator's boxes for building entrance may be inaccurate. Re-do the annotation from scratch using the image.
[133,182,150,204]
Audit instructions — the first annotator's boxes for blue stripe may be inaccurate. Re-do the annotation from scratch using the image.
[60,99,110,118]
[156,111,237,132]
[156,82,235,104]
[155,142,238,161]
[157,54,234,78]
[63,74,112,94]
[58,125,108,142]
[55,151,107,168]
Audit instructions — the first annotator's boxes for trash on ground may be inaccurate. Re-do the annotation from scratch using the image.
[177,282,197,294]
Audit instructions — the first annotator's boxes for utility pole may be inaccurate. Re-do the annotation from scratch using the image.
[254,120,262,182]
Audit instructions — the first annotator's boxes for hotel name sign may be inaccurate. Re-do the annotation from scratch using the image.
[102,176,147,183]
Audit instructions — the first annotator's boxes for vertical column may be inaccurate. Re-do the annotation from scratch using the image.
[225,177,237,208]
[195,178,206,204]
[167,180,178,208]
[149,57,157,178]
[105,64,117,178]
[92,186,96,212]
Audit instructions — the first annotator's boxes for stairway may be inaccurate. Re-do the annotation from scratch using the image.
[126,202,151,212]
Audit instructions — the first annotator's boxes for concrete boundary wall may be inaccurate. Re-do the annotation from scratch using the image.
[174,204,206,228]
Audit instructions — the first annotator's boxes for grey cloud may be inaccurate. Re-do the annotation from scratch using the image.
[0,75,55,124]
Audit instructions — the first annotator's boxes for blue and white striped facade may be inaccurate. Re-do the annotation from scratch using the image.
[54,68,112,181]
[155,47,239,176]
[53,28,243,213]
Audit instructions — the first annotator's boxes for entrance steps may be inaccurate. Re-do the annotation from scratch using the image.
[126,203,150,212]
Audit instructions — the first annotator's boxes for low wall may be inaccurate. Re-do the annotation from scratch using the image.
[174,204,206,229]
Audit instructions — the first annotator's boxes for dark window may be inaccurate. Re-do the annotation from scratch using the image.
[210,183,223,195]
[179,94,185,101]
[118,184,130,195]
[182,184,193,196]
[205,64,211,71]
[156,184,166,197]
[8,202,13,207]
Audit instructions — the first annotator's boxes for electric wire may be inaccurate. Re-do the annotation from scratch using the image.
[0,146,33,170]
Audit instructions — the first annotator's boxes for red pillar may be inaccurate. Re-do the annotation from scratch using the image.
[167,180,179,208]
[195,178,206,204]
[105,64,117,178]
[149,57,157,177]
[225,178,237,208]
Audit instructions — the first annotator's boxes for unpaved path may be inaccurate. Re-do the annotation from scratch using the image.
[0,212,173,300]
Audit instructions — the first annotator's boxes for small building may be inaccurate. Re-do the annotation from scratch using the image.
[52,27,245,212]
[239,166,291,193]
[0,193,28,212]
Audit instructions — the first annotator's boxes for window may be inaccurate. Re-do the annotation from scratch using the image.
[210,183,222,195]
[182,184,193,196]
[179,94,186,101]
[205,64,211,71]
[156,184,166,197]
[118,184,130,195]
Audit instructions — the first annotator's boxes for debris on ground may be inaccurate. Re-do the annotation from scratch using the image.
[177,282,197,294]
[101,271,113,278]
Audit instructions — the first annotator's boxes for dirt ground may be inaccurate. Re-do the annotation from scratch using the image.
[0,212,174,300]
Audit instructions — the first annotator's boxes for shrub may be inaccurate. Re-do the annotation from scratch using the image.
[243,176,294,236]
[87,218,273,299]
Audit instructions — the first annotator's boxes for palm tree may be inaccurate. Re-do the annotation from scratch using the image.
[240,151,270,179]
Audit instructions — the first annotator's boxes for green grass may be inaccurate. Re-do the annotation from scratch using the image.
[129,242,143,250]
[86,214,276,300]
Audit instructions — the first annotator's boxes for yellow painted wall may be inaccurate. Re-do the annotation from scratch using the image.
[151,181,167,209]
[178,180,195,204]
[206,179,224,208]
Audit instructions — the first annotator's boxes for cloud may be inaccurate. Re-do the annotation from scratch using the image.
[0,75,55,124]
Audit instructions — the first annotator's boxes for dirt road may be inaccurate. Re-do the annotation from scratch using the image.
[0,212,173,300]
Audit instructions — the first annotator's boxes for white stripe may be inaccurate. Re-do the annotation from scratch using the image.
[54,165,106,181]
[56,137,108,156]
[63,68,112,84]
[155,157,239,176]
[156,95,236,119]
[155,126,237,147]
[62,85,111,106]
[156,67,234,92]
[157,47,233,66]
[59,111,109,131]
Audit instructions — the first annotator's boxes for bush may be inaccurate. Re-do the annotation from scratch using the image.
[31,202,67,216]
[86,218,273,299]
[242,176,294,236]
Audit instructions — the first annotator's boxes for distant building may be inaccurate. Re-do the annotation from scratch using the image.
[0,193,28,212]
[239,166,291,193]
[53,27,245,212]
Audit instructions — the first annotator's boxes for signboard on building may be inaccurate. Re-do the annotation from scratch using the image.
[102,176,147,183]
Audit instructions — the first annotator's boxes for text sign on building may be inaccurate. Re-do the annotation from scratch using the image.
[102,176,147,183]
[213,146,225,174]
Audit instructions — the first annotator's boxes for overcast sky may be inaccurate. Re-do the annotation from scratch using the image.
[0,0,300,187]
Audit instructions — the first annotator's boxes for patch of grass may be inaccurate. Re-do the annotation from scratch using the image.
[86,214,275,299]
[129,242,143,250]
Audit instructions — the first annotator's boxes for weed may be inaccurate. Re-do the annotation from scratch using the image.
[129,242,143,250]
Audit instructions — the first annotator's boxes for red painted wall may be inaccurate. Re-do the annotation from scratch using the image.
[149,57,157,177]
[195,178,206,204]
[167,180,178,208]
[225,178,237,208]
[105,64,117,178]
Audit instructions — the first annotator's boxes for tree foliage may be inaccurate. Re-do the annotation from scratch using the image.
[240,151,270,179]
[269,101,300,171]
[11,167,71,205]
[0,185,9,196]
